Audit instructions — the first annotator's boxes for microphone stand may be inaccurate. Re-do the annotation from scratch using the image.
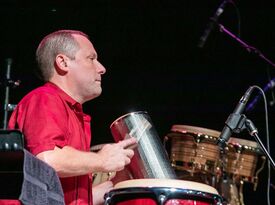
[224,112,275,169]
[218,23,275,68]
[245,118,275,169]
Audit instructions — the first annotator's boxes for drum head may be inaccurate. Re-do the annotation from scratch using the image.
[114,179,219,195]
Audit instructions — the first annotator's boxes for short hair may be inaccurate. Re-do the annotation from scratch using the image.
[36,30,89,81]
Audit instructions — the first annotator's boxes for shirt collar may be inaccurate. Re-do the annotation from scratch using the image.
[45,82,83,112]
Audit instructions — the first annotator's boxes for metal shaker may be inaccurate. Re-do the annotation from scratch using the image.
[110,111,176,179]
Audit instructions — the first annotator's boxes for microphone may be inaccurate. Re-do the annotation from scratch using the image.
[217,86,254,148]
[246,78,275,112]
[198,0,230,48]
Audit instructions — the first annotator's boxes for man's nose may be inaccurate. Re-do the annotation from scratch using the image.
[96,60,106,74]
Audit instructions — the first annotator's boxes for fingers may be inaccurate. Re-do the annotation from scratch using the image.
[118,137,137,149]
[124,157,131,165]
[118,139,136,165]
[124,148,134,159]
[98,138,136,172]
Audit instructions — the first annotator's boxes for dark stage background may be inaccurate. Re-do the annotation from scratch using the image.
[1,0,275,204]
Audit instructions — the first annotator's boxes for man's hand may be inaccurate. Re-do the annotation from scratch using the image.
[97,137,137,172]
[92,181,113,205]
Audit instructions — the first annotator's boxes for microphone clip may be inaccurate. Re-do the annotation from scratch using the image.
[218,114,259,149]
[217,113,247,149]
[225,113,247,134]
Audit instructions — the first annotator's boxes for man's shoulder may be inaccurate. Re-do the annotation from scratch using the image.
[19,84,62,104]
[31,84,59,95]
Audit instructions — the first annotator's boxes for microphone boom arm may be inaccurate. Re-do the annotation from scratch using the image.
[218,23,275,68]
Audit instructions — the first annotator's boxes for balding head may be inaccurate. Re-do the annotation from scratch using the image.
[36,30,89,81]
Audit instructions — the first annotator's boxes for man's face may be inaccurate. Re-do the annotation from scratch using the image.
[67,34,106,103]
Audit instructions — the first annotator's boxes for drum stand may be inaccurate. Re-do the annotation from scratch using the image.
[219,177,241,205]
[1,58,20,129]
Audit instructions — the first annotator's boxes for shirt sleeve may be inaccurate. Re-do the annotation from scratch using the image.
[9,91,69,155]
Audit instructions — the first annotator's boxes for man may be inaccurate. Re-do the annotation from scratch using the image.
[8,30,137,205]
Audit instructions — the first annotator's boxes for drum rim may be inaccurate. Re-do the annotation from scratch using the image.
[106,185,223,204]
[113,179,219,195]
[170,125,221,138]
[228,137,259,148]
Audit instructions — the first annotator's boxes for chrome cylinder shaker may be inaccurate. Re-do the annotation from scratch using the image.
[110,111,176,179]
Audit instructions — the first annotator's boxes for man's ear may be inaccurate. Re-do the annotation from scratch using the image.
[55,54,69,75]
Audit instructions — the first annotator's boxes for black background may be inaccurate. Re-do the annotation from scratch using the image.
[1,0,275,204]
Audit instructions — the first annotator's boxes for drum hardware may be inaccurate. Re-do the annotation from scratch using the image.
[253,155,266,191]
[2,58,21,129]
[0,79,21,88]
[92,171,117,186]
[104,179,223,205]
[238,181,244,205]
[5,104,17,112]
[231,183,241,205]
[220,179,244,205]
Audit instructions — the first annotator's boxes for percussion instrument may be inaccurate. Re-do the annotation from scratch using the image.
[223,137,265,184]
[159,123,267,205]
[164,125,221,179]
[110,111,176,179]
[104,179,223,205]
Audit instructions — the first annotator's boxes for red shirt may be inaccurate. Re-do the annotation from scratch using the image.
[8,82,93,205]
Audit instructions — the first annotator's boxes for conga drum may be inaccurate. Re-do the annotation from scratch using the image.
[223,137,265,185]
[104,179,223,205]
[164,125,222,185]
[218,137,265,205]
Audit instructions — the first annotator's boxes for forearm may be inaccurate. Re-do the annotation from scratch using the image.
[36,146,103,178]
[36,138,136,178]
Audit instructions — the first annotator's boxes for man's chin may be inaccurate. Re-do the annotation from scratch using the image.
[86,90,102,101]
